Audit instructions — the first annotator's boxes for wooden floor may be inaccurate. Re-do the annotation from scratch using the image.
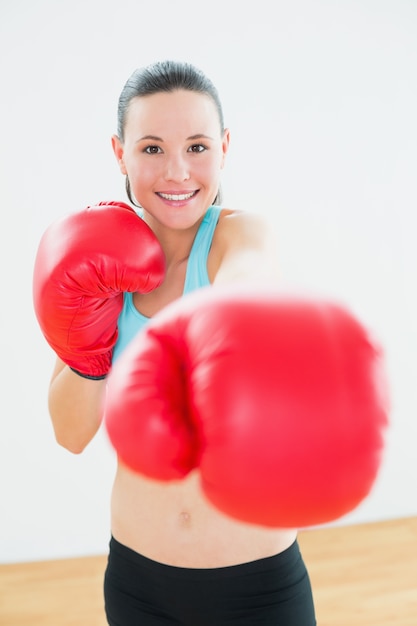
[1,516,416,625]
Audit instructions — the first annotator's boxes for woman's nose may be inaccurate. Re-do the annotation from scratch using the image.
[164,155,190,182]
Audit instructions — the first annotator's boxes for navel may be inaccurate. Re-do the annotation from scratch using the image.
[179,511,192,526]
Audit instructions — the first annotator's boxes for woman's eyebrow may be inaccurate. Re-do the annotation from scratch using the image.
[187,133,214,140]
[137,134,164,142]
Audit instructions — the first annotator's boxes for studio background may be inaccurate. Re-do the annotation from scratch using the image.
[1,0,416,563]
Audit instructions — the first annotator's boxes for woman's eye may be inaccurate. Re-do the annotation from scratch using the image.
[189,144,206,153]
[144,145,162,154]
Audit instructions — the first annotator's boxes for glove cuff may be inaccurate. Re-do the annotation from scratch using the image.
[69,367,107,381]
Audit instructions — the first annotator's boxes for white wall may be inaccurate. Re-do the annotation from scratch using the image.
[1,0,416,563]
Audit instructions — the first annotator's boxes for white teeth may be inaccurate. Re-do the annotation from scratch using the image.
[159,191,195,201]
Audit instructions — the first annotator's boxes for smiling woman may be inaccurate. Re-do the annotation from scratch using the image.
[32,59,388,626]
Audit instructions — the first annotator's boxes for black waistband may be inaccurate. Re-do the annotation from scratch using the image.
[108,535,301,581]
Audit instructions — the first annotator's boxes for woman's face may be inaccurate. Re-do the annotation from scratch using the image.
[112,89,230,231]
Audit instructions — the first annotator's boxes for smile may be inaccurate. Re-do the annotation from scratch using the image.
[158,191,197,201]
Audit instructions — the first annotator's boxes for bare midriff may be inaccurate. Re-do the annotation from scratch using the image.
[111,463,298,568]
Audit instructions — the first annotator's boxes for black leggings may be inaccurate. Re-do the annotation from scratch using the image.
[104,537,316,625]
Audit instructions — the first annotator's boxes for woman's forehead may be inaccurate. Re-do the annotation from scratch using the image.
[125,90,221,134]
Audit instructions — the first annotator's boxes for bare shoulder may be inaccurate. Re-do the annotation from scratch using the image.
[210,208,279,285]
[216,208,270,242]
[215,209,271,252]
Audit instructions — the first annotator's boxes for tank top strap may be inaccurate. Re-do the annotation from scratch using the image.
[184,205,221,294]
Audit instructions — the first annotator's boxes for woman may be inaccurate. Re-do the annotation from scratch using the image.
[42,60,317,625]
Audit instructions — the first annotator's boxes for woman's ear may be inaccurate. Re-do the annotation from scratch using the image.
[111,135,127,175]
[220,128,231,169]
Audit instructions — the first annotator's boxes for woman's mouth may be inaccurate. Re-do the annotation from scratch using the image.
[157,191,197,201]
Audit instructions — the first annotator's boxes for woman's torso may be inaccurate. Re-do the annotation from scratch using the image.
[110,206,297,567]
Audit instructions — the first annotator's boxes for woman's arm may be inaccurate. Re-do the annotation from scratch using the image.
[35,204,165,455]
[48,358,106,453]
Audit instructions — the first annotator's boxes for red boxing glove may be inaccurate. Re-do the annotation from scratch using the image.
[33,201,165,379]
[104,287,389,527]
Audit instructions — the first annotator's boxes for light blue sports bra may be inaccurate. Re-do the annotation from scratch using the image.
[112,205,221,363]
